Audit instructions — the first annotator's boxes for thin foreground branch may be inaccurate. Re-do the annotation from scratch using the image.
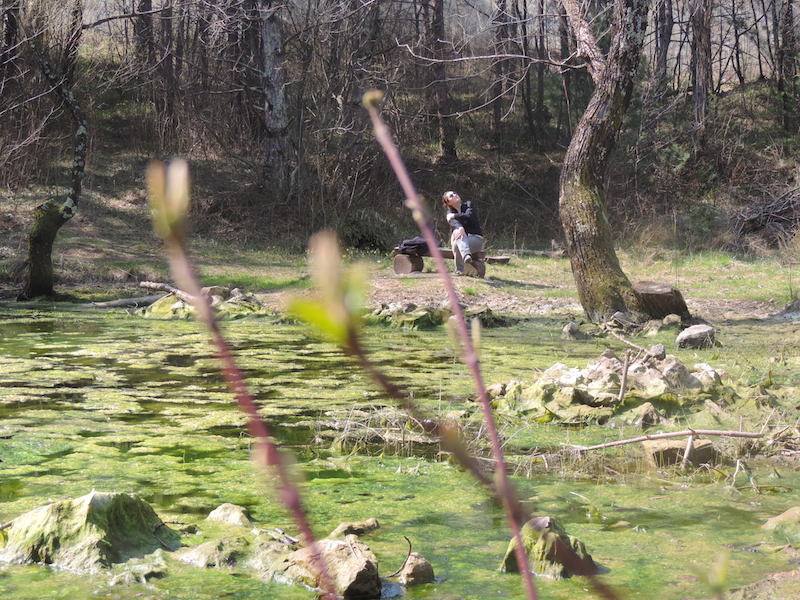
[145,161,337,600]
[363,91,620,600]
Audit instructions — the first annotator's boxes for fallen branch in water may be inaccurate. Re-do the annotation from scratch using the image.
[567,429,763,452]
[386,536,413,578]
[139,280,195,304]
[88,294,165,308]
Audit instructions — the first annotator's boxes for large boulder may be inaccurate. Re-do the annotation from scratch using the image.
[500,516,596,580]
[276,535,381,599]
[0,491,180,573]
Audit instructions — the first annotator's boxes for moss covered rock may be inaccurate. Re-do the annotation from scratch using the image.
[177,537,251,568]
[761,507,800,545]
[0,490,181,573]
[500,516,596,580]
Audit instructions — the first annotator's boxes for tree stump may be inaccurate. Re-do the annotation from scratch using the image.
[393,254,424,274]
[463,259,486,278]
[634,281,691,320]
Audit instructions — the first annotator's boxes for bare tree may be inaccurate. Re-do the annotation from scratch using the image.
[777,0,797,130]
[690,0,712,153]
[653,0,674,96]
[21,0,87,299]
[559,0,652,322]
[256,0,290,196]
[133,0,154,67]
[2,0,20,73]
[429,0,458,162]
[556,6,574,142]
[491,0,511,145]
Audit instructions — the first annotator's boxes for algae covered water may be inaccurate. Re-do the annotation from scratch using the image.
[0,303,797,599]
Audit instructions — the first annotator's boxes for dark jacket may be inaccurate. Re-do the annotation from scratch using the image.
[448,199,482,236]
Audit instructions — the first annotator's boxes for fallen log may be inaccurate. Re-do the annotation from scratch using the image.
[566,428,763,453]
[88,294,165,308]
[139,281,195,304]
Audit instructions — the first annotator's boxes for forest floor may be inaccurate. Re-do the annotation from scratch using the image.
[1,181,796,321]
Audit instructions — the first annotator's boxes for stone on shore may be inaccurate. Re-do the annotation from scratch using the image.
[676,324,716,349]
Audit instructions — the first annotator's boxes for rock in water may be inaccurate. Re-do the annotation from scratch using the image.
[500,516,596,580]
[328,517,380,538]
[279,535,381,598]
[761,506,800,544]
[396,552,435,586]
[206,503,252,527]
[642,439,717,467]
[178,537,251,568]
[0,490,181,572]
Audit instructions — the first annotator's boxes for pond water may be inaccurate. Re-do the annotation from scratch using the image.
[0,303,798,599]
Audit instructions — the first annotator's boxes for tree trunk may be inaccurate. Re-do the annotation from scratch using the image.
[559,0,651,323]
[777,0,797,130]
[431,0,457,161]
[159,0,176,132]
[22,2,87,299]
[1,0,20,74]
[749,0,765,80]
[491,0,509,145]
[731,0,745,85]
[535,0,548,144]
[556,8,573,142]
[258,0,290,197]
[691,0,712,153]
[197,0,211,91]
[133,0,154,68]
[654,0,674,96]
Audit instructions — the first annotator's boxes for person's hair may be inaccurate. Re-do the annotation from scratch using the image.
[442,191,456,206]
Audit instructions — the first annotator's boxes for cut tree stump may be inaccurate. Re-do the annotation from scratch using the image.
[393,254,425,274]
[634,281,691,320]
[392,248,508,275]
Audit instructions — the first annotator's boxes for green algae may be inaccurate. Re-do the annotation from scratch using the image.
[0,303,798,599]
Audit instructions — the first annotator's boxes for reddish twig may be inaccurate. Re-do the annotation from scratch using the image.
[363,90,621,600]
[363,92,539,599]
[148,163,337,600]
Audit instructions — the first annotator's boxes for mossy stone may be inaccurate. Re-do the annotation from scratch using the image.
[0,491,181,573]
[500,516,596,580]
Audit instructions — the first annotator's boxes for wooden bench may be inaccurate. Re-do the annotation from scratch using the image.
[392,248,510,277]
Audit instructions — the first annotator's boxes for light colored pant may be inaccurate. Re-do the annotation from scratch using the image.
[453,235,484,272]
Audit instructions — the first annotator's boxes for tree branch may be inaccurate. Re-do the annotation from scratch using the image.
[561,0,606,82]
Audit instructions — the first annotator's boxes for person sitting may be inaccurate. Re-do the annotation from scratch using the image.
[441,190,484,275]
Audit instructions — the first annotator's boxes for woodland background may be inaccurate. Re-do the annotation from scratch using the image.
[1,0,798,253]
